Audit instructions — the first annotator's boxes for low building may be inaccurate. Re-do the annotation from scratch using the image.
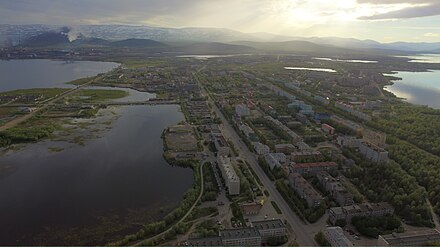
[358,141,389,163]
[220,227,262,246]
[325,226,353,247]
[264,116,302,142]
[187,219,288,246]
[235,104,251,117]
[240,202,262,216]
[187,236,223,246]
[337,136,360,148]
[291,150,322,162]
[239,124,256,139]
[211,133,231,156]
[252,142,270,155]
[252,219,288,243]
[217,156,240,195]
[316,171,354,206]
[322,123,336,135]
[377,229,440,246]
[290,162,338,175]
[275,143,296,154]
[328,202,394,225]
[289,173,323,208]
[264,153,287,169]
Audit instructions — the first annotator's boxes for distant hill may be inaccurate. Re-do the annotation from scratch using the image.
[173,42,256,54]
[72,37,111,46]
[22,31,69,47]
[110,38,167,48]
[6,24,440,54]
[231,40,357,55]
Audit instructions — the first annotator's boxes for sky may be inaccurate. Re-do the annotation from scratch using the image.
[1,0,440,42]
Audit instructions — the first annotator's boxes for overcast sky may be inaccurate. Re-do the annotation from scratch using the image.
[1,0,440,42]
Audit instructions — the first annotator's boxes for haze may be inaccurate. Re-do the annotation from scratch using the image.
[1,0,440,42]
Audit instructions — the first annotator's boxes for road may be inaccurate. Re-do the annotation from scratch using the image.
[0,75,104,131]
[132,162,205,246]
[195,76,317,245]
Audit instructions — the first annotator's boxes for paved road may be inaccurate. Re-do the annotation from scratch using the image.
[132,162,205,246]
[196,79,317,245]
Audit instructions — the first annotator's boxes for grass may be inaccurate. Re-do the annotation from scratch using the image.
[68,89,128,103]
[271,201,282,214]
[0,88,69,104]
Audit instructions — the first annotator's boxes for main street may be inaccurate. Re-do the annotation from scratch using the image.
[195,73,318,246]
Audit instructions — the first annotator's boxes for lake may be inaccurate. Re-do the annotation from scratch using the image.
[284,67,337,73]
[314,57,378,63]
[385,70,440,109]
[396,54,440,64]
[0,60,193,244]
[0,59,119,92]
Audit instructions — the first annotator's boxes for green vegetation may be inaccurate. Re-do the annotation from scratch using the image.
[387,138,440,215]
[352,215,403,238]
[343,148,433,227]
[275,180,326,223]
[314,231,330,246]
[267,235,288,246]
[230,201,245,226]
[201,162,219,202]
[69,89,128,103]
[271,200,282,214]
[0,88,69,104]
[0,118,58,147]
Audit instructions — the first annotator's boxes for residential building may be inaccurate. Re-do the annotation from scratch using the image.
[220,228,262,246]
[377,229,440,246]
[289,173,323,208]
[322,123,336,135]
[325,227,353,247]
[358,141,389,163]
[235,104,251,117]
[331,116,363,134]
[239,124,256,139]
[187,236,223,246]
[275,143,296,154]
[290,162,338,175]
[328,202,394,225]
[316,172,354,206]
[337,136,360,148]
[211,132,231,156]
[252,142,270,155]
[217,156,240,195]
[291,150,322,162]
[251,219,288,242]
[362,128,387,147]
[264,153,287,169]
[314,95,330,105]
[264,116,302,142]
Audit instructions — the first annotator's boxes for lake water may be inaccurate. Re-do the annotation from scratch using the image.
[385,70,440,109]
[284,67,337,73]
[396,54,440,64]
[314,57,378,63]
[0,60,193,244]
[0,59,119,92]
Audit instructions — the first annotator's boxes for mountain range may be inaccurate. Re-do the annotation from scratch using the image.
[1,24,439,54]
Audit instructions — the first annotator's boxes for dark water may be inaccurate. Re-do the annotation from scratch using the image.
[0,105,193,244]
[0,59,193,244]
[385,70,440,109]
[0,59,119,92]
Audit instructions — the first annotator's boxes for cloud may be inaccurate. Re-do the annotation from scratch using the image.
[425,32,440,37]
[358,1,440,20]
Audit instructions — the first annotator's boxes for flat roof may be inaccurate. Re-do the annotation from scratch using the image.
[380,229,440,245]
[252,219,286,231]
[220,227,261,240]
